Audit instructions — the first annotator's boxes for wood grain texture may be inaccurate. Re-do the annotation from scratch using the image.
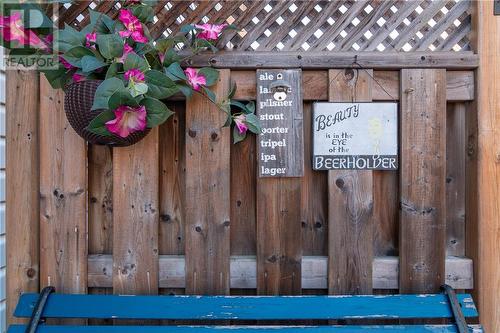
[301,103,328,256]
[399,69,447,294]
[231,70,474,102]
[188,52,478,69]
[39,76,87,293]
[112,128,159,295]
[185,70,231,295]
[87,255,474,291]
[6,70,40,325]
[88,145,113,255]
[257,178,302,295]
[327,69,374,295]
[446,103,466,256]
[159,102,186,255]
[230,132,256,255]
[472,2,500,331]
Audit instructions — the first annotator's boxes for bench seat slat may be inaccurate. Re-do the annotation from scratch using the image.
[6,325,484,333]
[14,294,478,320]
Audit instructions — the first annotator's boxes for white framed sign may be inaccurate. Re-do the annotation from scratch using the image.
[312,102,398,171]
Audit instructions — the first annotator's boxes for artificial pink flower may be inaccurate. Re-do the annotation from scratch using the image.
[59,56,74,70]
[105,105,147,138]
[72,73,85,82]
[85,32,97,47]
[118,9,148,43]
[184,68,206,91]
[124,68,145,82]
[0,12,48,50]
[234,114,248,135]
[194,23,227,41]
[118,43,135,63]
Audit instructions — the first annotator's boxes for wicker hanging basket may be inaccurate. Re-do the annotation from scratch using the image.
[64,80,150,147]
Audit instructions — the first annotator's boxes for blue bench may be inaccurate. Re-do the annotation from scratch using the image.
[8,285,481,333]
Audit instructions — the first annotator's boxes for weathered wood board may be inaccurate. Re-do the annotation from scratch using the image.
[256,69,303,177]
[185,70,231,295]
[399,69,447,293]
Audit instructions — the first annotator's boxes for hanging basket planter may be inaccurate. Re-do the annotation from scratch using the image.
[64,80,150,147]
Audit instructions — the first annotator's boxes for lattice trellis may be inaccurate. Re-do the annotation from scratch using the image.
[56,0,472,52]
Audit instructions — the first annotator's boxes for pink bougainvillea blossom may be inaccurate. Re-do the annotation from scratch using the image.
[124,68,145,83]
[0,12,48,50]
[184,68,206,91]
[194,23,227,41]
[72,73,85,82]
[105,105,147,138]
[118,43,135,63]
[234,114,248,135]
[85,32,97,47]
[118,9,148,43]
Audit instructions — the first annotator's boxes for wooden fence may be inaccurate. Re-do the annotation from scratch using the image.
[6,0,500,332]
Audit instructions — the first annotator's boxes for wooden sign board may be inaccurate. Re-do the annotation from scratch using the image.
[256,69,304,177]
[312,102,398,171]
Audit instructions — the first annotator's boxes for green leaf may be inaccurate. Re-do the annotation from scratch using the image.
[92,78,125,110]
[162,49,183,67]
[105,62,123,79]
[230,100,247,111]
[228,82,237,99]
[108,89,139,110]
[41,68,71,90]
[62,46,95,67]
[128,82,149,97]
[87,110,115,137]
[140,97,174,127]
[81,55,107,72]
[245,101,256,114]
[55,24,84,53]
[89,9,115,33]
[177,84,193,98]
[198,67,219,86]
[145,70,179,99]
[196,39,218,53]
[223,113,232,127]
[124,53,149,72]
[165,62,186,80]
[202,86,216,103]
[97,34,124,59]
[233,125,246,144]
[131,4,154,23]
[244,113,261,134]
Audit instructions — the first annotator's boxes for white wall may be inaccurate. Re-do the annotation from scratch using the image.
[0,47,6,333]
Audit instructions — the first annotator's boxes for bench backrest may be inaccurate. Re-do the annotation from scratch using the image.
[14,293,479,321]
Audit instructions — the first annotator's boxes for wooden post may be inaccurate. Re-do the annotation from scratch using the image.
[399,69,446,293]
[112,128,159,295]
[471,1,500,331]
[39,76,87,294]
[327,69,374,295]
[185,70,231,295]
[6,70,40,325]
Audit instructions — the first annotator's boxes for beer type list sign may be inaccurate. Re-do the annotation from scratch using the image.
[313,102,398,170]
[256,69,304,177]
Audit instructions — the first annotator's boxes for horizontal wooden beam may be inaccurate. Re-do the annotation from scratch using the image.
[88,255,473,290]
[231,70,474,101]
[186,52,478,69]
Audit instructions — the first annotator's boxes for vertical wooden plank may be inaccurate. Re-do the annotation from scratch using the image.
[112,128,159,295]
[159,102,186,256]
[301,102,327,256]
[473,2,500,331]
[39,76,87,293]
[6,70,39,325]
[230,132,256,256]
[373,171,399,256]
[399,69,446,293]
[257,178,302,295]
[185,70,231,295]
[446,103,466,256]
[88,144,113,325]
[327,69,373,295]
[89,145,113,255]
